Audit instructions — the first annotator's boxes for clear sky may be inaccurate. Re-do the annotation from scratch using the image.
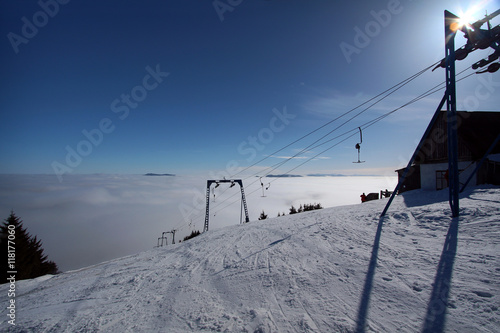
[1,0,500,179]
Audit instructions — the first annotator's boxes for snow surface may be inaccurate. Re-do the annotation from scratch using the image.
[1,186,499,332]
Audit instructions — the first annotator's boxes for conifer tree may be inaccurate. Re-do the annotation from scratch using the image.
[183,230,201,242]
[0,212,59,282]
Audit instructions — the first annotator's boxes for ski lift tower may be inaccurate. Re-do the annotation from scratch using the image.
[381,8,500,218]
[444,10,460,217]
[443,9,500,217]
[203,179,250,232]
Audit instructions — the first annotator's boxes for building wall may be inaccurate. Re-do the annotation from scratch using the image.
[420,161,477,190]
[396,165,420,193]
[478,158,500,186]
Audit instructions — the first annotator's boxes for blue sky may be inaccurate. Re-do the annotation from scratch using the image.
[1,0,499,180]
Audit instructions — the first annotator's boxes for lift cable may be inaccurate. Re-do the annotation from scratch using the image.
[172,68,477,237]
[283,68,477,175]
[229,44,474,183]
[208,66,479,218]
[306,66,474,153]
[206,64,477,220]
[245,62,468,187]
[229,61,440,180]
[165,58,478,237]
[234,62,440,195]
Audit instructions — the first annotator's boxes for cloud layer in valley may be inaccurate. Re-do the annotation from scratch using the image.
[0,174,397,271]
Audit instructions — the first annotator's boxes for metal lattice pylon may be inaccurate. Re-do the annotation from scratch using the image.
[381,8,500,218]
[203,179,249,232]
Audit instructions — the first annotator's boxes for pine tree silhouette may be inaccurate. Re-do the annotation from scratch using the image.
[1,211,59,282]
[182,230,201,242]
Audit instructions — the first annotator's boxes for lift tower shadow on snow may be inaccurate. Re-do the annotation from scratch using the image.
[421,217,459,333]
[355,215,386,333]
[204,179,249,232]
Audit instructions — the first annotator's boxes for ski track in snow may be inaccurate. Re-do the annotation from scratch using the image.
[1,186,499,332]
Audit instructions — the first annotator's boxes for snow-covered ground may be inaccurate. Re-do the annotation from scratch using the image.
[1,186,499,332]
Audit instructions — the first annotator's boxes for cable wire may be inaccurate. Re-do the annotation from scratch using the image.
[161,58,480,240]
[229,62,440,180]
[209,66,478,217]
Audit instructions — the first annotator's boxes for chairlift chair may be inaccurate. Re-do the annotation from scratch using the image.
[353,127,365,163]
[260,177,271,197]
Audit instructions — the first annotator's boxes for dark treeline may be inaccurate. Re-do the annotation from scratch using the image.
[260,203,324,220]
[183,230,201,241]
[1,212,59,282]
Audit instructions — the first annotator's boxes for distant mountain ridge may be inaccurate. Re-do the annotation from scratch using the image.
[306,173,347,177]
[144,173,175,177]
[266,173,380,177]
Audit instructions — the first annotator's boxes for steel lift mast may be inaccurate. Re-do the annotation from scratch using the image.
[443,9,499,217]
[204,179,249,232]
[382,9,500,217]
[445,10,460,218]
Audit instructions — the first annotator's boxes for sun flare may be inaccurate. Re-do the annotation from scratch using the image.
[456,0,494,29]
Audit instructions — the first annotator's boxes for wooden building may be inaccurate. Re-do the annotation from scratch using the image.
[396,111,500,193]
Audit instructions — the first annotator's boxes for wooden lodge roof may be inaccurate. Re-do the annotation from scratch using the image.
[413,111,500,165]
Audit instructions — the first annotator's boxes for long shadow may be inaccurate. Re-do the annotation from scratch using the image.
[355,216,386,333]
[466,196,500,205]
[421,217,459,333]
[401,189,449,208]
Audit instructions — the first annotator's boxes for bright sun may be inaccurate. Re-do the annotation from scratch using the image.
[457,11,474,28]
[455,0,493,29]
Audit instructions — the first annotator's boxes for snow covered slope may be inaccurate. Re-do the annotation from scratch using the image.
[1,186,499,332]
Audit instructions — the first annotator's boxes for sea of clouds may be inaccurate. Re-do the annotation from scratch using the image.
[0,174,397,271]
